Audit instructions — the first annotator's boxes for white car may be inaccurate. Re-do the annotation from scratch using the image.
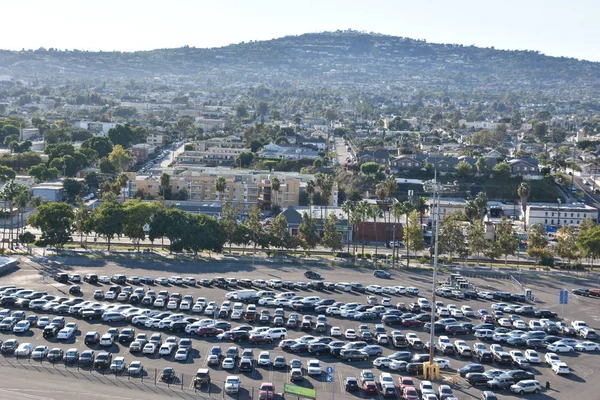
[389,360,408,371]
[12,320,30,333]
[15,343,34,357]
[222,357,236,369]
[547,343,573,353]
[345,329,357,340]
[525,349,540,363]
[433,358,451,370]
[461,305,475,317]
[36,317,51,328]
[552,362,570,375]
[167,300,179,310]
[31,345,49,360]
[128,361,144,375]
[98,276,110,284]
[258,351,271,366]
[366,285,383,294]
[373,357,392,368]
[513,320,528,329]
[497,318,513,328]
[174,348,189,361]
[258,298,277,306]
[575,341,599,352]
[307,359,322,375]
[545,352,561,365]
[143,343,157,354]
[99,334,114,346]
[419,381,436,396]
[110,357,126,372]
[326,307,341,315]
[330,327,342,336]
[224,376,240,394]
[57,322,78,340]
[159,343,176,356]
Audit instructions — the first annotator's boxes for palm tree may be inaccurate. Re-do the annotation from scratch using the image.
[517,182,531,231]
[160,172,171,201]
[357,200,371,256]
[14,186,31,238]
[306,180,315,206]
[367,203,382,259]
[0,181,25,249]
[270,177,280,209]
[320,175,334,229]
[415,196,429,227]
[215,176,226,203]
[392,201,414,267]
[464,200,479,223]
[341,200,356,254]
[116,173,129,202]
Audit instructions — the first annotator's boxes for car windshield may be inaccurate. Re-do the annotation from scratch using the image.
[226,378,238,384]
[363,372,374,379]
[382,377,393,383]
[262,385,274,391]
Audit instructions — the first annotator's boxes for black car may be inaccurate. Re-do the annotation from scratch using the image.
[239,359,253,372]
[506,369,535,383]
[54,273,69,283]
[290,343,308,353]
[345,377,359,391]
[424,322,446,333]
[445,325,470,336]
[304,271,322,279]
[309,281,325,290]
[373,270,391,279]
[478,351,493,363]
[534,309,558,318]
[459,364,484,377]
[0,340,19,354]
[169,321,188,333]
[83,274,98,284]
[161,367,176,383]
[382,315,403,326]
[84,332,100,345]
[79,350,95,367]
[572,288,590,296]
[140,277,155,285]
[118,328,135,344]
[406,362,424,375]
[466,373,491,386]
[43,324,59,338]
[93,352,112,369]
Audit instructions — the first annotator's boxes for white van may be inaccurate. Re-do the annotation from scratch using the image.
[232,290,257,300]
[256,291,276,298]
[336,283,352,292]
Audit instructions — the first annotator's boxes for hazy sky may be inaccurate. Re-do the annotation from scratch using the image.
[5,0,599,61]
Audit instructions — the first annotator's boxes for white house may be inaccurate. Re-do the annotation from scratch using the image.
[525,203,598,228]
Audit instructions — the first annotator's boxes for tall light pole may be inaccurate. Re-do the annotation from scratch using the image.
[422,175,458,366]
[557,198,562,228]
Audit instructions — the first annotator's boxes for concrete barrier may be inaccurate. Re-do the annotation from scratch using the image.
[0,257,18,276]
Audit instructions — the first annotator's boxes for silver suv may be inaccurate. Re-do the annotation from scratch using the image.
[510,380,541,395]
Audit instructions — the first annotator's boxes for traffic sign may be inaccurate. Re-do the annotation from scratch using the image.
[326,366,334,374]
[559,290,569,304]
[326,374,334,382]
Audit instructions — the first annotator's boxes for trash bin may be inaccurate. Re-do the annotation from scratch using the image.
[546,381,550,389]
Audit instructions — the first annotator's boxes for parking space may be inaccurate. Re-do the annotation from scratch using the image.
[0,257,598,400]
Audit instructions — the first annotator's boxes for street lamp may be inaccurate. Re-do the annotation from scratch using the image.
[422,177,458,366]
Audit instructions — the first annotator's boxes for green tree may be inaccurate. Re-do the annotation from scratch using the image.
[577,225,600,268]
[81,136,113,158]
[467,221,488,261]
[63,178,85,202]
[235,152,254,168]
[517,182,531,231]
[236,103,248,119]
[455,160,473,178]
[108,145,133,172]
[527,222,549,263]
[0,165,17,181]
[492,162,512,181]
[556,226,578,264]
[270,177,280,208]
[414,196,429,226]
[360,162,379,175]
[28,202,74,247]
[438,214,467,259]
[474,192,488,219]
[298,211,319,252]
[321,213,343,252]
[215,176,226,202]
[160,172,171,200]
[99,157,116,174]
[404,210,425,256]
[220,202,239,252]
[74,200,93,246]
[244,206,266,255]
[495,217,519,265]
[91,201,125,251]
[475,157,488,175]
[268,213,289,249]
[533,122,548,141]
[123,200,154,251]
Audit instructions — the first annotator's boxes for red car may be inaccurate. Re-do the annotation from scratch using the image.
[402,318,423,328]
[259,382,275,400]
[197,327,223,337]
[403,387,419,400]
[362,381,378,395]
[481,315,494,323]
[398,376,415,391]
[249,334,274,344]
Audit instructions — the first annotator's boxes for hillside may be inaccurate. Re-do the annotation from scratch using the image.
[0,31,598,95]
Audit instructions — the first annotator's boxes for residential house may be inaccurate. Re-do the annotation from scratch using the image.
[507,158,541,179]
[426,156,460,173]
[390,154,427,172]
[299,136,327,150]
[280,206,352,242]
[259,143,319,160]
[525,203,598,228]
[357,149,396,166]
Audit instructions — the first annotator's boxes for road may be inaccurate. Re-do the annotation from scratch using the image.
[161,142,187,168]
[570,175,600,208]
[332,137,351,166]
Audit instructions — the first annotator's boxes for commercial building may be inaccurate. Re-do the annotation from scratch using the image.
[32,181,64,202]
[525,203,598,228]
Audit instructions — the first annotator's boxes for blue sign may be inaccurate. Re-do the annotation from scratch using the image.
[559,290,569,304]
[326,374,334,382]
[326,366,334,374]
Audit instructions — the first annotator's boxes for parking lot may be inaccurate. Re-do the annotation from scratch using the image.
[0,256,598,400]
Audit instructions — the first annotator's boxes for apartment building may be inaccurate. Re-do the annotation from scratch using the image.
[525,203,598,228]
[130,168,338,211]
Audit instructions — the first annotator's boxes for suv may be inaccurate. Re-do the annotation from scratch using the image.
[193,368,211,388]
[510,380,541,395]
[487,376,514,390]
[373,270,391,279]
